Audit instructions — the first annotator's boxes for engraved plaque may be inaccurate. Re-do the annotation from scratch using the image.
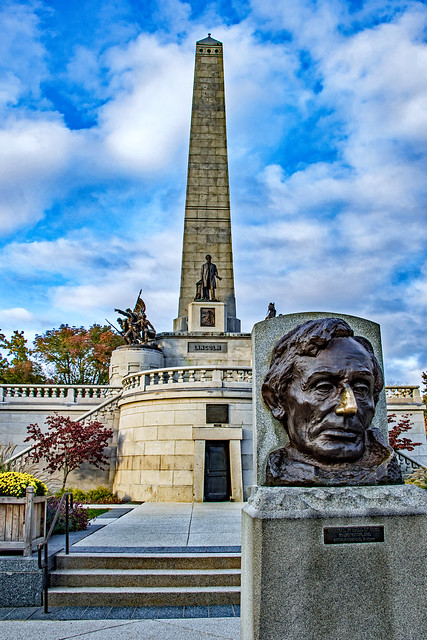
[324,525,384,544]
[206,404,229,424]
[201,307,215,327]
[188,342,227,353]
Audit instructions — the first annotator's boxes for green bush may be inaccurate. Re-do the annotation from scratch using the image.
[85,486,121,504]
[405,468,427,490]
[0,471,47,498]
[56,486,121,504]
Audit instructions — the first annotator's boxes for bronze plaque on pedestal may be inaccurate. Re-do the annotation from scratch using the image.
[324,525,384,544]
[201,308,215,327]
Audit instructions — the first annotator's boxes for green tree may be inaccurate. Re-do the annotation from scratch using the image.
[0,330,46,383]
[33,324,123,385]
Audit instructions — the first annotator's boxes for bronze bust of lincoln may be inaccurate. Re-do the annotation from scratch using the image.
[261,318,402,486]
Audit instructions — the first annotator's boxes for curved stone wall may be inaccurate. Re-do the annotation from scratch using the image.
[113,384,252,502]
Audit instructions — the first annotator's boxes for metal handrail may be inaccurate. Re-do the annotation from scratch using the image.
[38,492,73,614]
[394,449,427,472]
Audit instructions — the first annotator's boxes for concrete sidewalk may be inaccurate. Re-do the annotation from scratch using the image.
[1,618,240,640]
[0,617,240,639]
[73,501,243,551]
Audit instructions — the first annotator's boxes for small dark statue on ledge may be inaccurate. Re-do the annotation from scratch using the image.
[262,317,402,486]
[111,290,156,345]
[266,302,276,319]
[195,254,222,301]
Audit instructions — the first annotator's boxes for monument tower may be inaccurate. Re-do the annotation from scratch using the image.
[110,36,252,504]
[174,35,240,333]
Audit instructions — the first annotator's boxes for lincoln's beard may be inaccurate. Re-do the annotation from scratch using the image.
[285,416,369,465]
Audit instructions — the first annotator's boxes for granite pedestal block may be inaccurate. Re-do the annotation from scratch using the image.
[0,556,43,606]
[241,485,427,640]
[187,301,227,333]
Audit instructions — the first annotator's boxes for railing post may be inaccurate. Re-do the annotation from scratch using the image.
[24,486,35,557]
[44,540,49,613]
[65,494,70,555]
[0,386,4,402]
[66,387,75,403]
[212,369,223,385]
[413,387,422,402]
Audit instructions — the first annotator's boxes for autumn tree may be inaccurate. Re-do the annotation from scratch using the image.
[0,329,46,384]
[388,413,421,451]
[25,414,113,490]
[33,324,123,385]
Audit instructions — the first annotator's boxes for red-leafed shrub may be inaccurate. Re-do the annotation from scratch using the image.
[388,414,421,451]
[25,414,113,490]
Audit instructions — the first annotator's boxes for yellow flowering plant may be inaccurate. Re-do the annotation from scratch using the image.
[0,471,47,498]
[405,468,427,490]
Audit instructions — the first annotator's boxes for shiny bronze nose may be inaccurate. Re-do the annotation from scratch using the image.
[335,386,358,415]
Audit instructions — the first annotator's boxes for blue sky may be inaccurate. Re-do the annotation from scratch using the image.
[0,0,426,384]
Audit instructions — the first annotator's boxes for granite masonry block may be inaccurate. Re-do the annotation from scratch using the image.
[1,607,40,620]
[133,606,184,619]
[0,557,43,607]
[209,605,235,617]
[241,485,427,640]
[183,606,209,618]
[108,607,135,619]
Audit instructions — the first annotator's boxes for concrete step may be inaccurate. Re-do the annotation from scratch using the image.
[55,553,241,571]
[51,568,241,588]
[48,585,241,607]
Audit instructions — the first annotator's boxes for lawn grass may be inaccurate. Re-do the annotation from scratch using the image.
[86,507,110,520]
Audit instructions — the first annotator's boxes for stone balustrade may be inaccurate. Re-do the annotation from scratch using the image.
[2,391,123,474]
[385,385,422,401]
[0,380,421,402]
[122,366,253,393]
[0,384,121,403]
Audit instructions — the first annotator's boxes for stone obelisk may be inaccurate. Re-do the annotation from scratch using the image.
[174,35,240,333]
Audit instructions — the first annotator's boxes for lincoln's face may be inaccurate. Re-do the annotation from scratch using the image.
[274,337,376,463]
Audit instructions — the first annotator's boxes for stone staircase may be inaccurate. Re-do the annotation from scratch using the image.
[48,552,241,607]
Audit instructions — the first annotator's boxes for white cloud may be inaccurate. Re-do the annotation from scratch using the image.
[0,234,131,276]
[0,2,48,108]
[0,1,426,385]
[0,226,182,334]
[98,35,194,172]
[0,307,35,325]
[0,117,77,233]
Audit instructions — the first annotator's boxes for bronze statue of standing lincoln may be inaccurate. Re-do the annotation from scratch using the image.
[262,318,402,486]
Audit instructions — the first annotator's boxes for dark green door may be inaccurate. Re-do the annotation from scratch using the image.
[204,441,231,502]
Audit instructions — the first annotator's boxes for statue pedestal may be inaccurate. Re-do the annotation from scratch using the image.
[187,301,227,333]
[241,485,427,640]
[109,345,164,386]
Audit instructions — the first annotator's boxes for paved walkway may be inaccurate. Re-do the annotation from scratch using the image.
[74,501,242,551]
[0,617,240,639]
[0,502,244,639]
